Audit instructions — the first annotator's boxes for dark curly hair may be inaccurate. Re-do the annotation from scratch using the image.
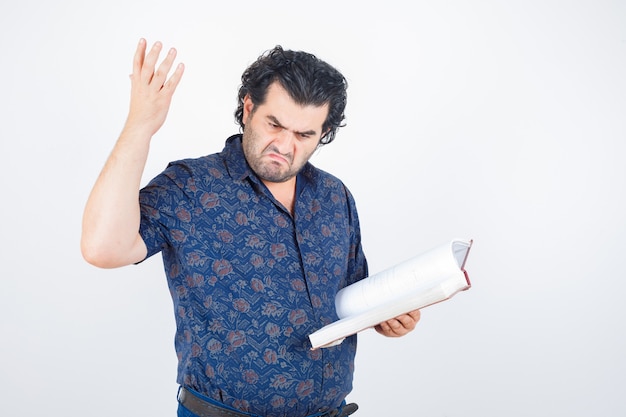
[234,46,347,145]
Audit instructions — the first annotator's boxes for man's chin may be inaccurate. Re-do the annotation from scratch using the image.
[256,163,294,183]
[261,174,292,184]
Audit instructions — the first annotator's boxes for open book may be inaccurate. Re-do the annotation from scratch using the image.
[309,238,473,349]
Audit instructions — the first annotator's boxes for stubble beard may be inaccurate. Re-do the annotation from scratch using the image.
[242,128,308,184]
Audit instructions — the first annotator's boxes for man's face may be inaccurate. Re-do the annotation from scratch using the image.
[241,82,329,184]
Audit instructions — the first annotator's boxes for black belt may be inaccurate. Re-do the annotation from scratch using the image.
[178,387,358,417]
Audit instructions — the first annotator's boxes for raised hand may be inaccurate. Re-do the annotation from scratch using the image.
[81,39,184,269]
[125,38,185,138]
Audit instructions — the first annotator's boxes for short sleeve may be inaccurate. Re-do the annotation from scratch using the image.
[138,162,195,261]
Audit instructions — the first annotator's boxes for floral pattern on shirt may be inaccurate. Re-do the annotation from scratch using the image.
[139,135,367,417]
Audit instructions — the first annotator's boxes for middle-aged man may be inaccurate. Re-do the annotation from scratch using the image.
[81,39,421,417]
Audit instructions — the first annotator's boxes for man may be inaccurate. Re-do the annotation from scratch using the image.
[81,39,420,417]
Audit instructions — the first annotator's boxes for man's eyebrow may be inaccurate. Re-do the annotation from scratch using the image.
[267,115,318,137]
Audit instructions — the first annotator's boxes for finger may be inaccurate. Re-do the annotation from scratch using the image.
[141,41,163,81]
[401,311,420,325]
[391,317,404,328]
[385,321,408,336]
[131,38,147,79]
[162,62,185,93]
[381,319,403,336]
[378,319,390,329]
[152,47,178,89]
[374,322,391,336]
[408,309,421,323]
[395,313,418,330]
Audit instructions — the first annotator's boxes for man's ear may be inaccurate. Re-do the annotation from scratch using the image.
[242,94,254,123]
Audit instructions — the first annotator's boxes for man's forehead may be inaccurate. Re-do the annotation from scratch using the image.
[259,83,329,133]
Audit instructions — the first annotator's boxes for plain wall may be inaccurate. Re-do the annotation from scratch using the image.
[1,1,625,416]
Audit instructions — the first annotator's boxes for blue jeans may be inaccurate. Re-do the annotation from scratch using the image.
[176,402,197,417]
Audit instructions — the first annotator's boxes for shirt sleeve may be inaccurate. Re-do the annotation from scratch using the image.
[343,185,368,286]
[138,161,195,261]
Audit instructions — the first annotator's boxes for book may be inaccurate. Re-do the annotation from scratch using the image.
[308,238,473,349]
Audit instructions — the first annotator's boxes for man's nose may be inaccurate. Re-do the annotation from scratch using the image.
[273,129,296,152]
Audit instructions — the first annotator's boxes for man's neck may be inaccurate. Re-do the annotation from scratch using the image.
[263,178,296,215]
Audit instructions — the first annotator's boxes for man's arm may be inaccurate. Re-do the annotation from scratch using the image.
[81,39,184,268]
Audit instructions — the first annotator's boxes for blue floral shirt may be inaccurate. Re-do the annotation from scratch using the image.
[138,135,368,416]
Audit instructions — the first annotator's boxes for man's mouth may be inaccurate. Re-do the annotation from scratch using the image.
[264,150,291,166]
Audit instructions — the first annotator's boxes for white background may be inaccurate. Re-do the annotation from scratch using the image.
[1,1,625,416]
